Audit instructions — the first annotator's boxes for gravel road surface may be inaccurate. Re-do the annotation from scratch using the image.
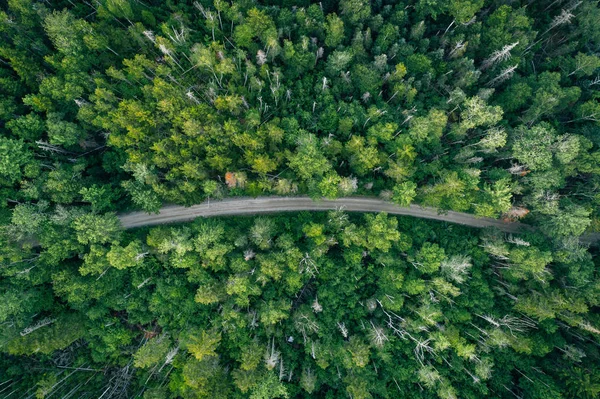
[119,196,535,234]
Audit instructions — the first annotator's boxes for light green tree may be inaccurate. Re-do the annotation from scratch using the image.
[325,13,344,48]
[185,329,221,362]
[133,335,171,368]
[408,109,448,143]
[72,213,121,245]
[392,181,417,207]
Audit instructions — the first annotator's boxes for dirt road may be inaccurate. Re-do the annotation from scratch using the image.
[119,196,534,234]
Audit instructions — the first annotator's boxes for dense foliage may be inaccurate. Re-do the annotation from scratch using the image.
[1,0,600,398]
[2,0,600,225]
[3,212,600,398]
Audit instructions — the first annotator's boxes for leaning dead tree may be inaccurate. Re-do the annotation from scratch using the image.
[487,65,518,87]
[480,42,519,71]
[20,317,56,336]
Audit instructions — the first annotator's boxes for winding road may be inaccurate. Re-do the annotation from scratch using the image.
[118,196,600,244]
[119,196,532,232]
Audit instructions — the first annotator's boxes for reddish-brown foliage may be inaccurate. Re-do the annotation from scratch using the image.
[225,172,237,188]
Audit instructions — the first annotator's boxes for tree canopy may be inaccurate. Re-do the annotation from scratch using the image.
[1,0,600,397]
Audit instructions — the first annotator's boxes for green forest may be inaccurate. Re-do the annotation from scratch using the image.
[1,0,600,397]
